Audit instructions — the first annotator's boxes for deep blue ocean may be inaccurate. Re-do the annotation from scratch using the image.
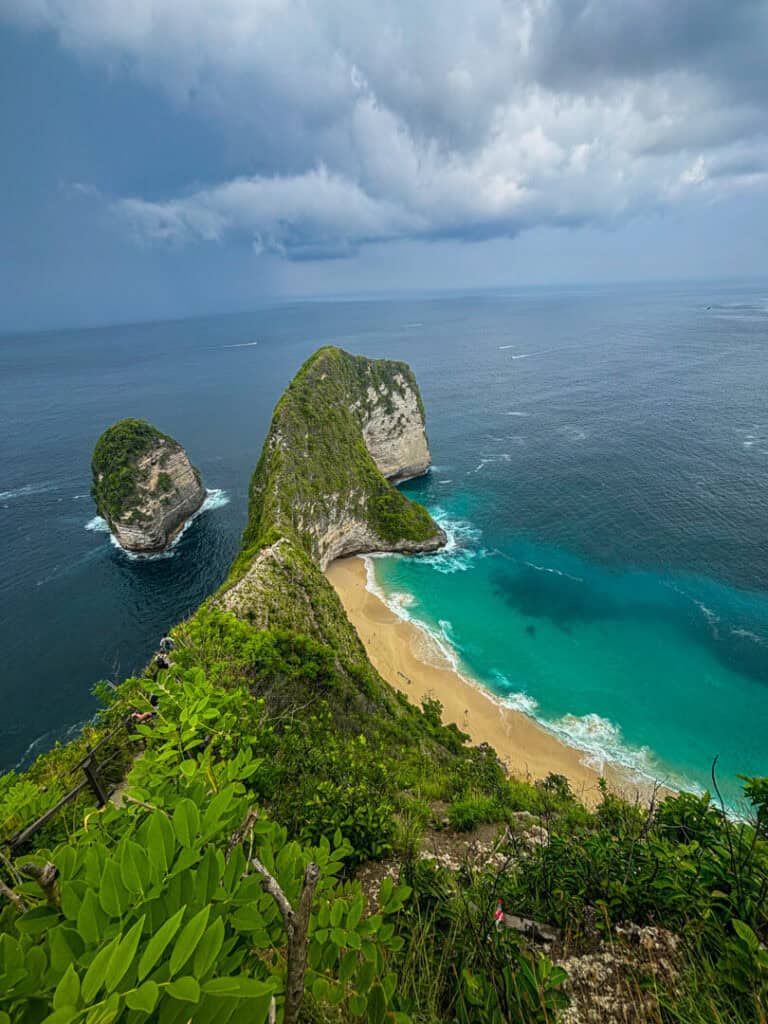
[1,282,767,807]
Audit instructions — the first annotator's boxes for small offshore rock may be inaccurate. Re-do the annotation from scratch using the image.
[91,418,206,553]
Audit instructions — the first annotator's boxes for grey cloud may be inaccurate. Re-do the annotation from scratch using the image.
[5,0,768,258]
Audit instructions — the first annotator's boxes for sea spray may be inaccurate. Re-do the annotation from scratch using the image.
[86,488,230,559]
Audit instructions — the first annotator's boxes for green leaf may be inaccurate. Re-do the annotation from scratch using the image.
[172,799,200,849]
[201,977,241,997]
[60,880,86,921]
[732,919,759,951]
[202,977,273,998]
[346,896,363,932]
[48,926,79,975]
[40,1010,80,1024]
[119,841,149,895]
[53,964,81,1010]
[192,917,225,979]
[105,914,146,993]
[367,983,387,1024]
[137,906,185,981]
[98,859,130,918]
[82,936,119,1004]
[356,958,375,993]
[146,812,175,874]
[339,949,358,984]
[201,786,235,837]
[312,976,330,1001]
[15,906,60,935]
[378,877,393,907]
[85,992,119,1024]
[349,992,367,1017]
[167,976,201,1002]
[169,904,210,976]
[125,980,159,1013]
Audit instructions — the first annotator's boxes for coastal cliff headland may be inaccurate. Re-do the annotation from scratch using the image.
[3,346,766,1024]
[91,418,205,552]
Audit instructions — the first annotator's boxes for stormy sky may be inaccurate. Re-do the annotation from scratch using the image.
[2,1,767,329]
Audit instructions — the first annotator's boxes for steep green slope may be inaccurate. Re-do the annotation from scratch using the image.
[235,346,444,572]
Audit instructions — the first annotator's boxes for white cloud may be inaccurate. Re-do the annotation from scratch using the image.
[4,0,767,257]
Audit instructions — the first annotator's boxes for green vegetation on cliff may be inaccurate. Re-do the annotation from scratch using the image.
[91,419,174,525]
[236,347,440,574]
[2,350,767,1024]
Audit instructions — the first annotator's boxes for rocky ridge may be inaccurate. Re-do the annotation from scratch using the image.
[225,347,445,610]
[91,419,206,553]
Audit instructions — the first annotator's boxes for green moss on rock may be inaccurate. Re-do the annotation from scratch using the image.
[234,346,443,572]
[91,418,174,525]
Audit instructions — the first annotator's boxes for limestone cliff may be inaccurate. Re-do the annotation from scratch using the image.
[220,347,445,617]
[91,419,206,553]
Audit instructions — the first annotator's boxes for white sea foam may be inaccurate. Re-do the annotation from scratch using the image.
[545,712,659,777]
[88,488,229,559]
[695,601,720,637]
[422,507,484,574]
[360,556,685,795]
[468,453,512,474]
[505,411,530,417]
[498,344,514,349]
[0,481,59,501]
[223,340,259,348]
[509,353,531,360]
[524,561,583,583]
[492,671,540,714]
[11,719,88,773]
[730,627,768,648]
[85,515,110,533]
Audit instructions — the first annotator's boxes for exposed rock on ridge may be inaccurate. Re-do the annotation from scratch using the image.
[91,419,206,553]
[358,374,431,482]
[221,347,445,616]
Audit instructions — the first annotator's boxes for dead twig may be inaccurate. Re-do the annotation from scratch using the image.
[0,877,27,912]
[226,808,259,864]
[19,861,60,907]
[251,856,320,1024]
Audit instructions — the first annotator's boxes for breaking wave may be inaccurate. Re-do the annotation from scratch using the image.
[424,507,484,574]
[86,489,230,559]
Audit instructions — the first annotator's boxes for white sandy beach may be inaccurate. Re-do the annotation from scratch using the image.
[327,555,669,809]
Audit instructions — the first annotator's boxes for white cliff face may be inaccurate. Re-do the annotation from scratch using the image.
[310,501,444,571]
[359,375,431,481]
[107,444,206,553]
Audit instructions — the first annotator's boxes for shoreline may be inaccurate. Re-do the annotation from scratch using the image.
[326,554,670,809]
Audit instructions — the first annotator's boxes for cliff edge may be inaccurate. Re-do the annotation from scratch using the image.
[219,347,445,634]
[239,346,444,571]
[91,418,206,552]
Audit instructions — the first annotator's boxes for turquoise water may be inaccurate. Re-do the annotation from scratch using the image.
[2,281,767,802]
[372,486,768,809]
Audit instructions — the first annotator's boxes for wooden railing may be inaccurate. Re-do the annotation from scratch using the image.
[5,718,131,852]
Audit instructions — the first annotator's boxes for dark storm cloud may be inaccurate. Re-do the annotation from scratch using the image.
[2,0,767,259]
